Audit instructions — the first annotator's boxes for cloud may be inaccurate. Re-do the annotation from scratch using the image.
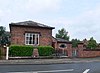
[0,0,100,42]
[46,4,100,42]
[0,0,62,31]
[67,4,100,41]
[0,10,4,17]
[25,0,61,14]
[0,0,61,18]
[0,10,3,21]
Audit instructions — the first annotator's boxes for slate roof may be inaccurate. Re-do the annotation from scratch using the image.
[9,21,55,29]
[55,38,72,43]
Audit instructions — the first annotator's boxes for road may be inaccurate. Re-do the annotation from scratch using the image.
[0,62,100,73]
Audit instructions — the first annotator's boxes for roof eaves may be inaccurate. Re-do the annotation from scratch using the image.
[9,22,55,29]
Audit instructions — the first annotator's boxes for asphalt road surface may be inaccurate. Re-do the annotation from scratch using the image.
[0,62,100,73]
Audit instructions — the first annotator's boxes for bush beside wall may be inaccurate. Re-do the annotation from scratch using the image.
[38,46,54,56]
[9,45,33,57]
[9,45,54,57]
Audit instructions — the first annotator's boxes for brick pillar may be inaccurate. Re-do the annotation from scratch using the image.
[78,43,83,48]
[78,42,84,57]
[32,48,39,58]
[67,43,73,57]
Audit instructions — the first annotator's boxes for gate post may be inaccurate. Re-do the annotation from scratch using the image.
[6,47,9,60]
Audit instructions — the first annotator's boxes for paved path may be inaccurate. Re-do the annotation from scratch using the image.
[0,57,100,64]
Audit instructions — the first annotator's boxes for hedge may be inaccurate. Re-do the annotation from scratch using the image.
[9,45,33,56]
[9,45,54,57]
[38,46,54,56]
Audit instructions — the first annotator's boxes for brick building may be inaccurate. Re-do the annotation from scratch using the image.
[9,21,55,46]
[52,38,100,58]
[52,38,72,57]
[9,21,100,58]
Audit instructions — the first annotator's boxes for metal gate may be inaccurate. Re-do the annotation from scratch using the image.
[72,50,78,57]
[59,49,68,57]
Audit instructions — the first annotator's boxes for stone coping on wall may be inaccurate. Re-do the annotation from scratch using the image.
[83,49,100,51]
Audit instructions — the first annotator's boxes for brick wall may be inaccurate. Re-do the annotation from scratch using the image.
[80,51,100,58]
[10,26,53,46]
[77,44,100,58]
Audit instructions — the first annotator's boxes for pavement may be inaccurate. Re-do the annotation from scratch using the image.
[0,57,100,65]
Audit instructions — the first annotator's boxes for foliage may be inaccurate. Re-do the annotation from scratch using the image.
[87,37,97,49]
[9,45,54,57]
[0,26,10,46]
[0,26,5,36]
[38,46,54,56]
[0,33,10,45]
[9,45,33,56]
[71,39,81,48]
[56,28,70,41]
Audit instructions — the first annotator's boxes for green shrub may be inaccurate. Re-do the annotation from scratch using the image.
[9,45,54,57]
[37,46,54,56]
[9,45,33,56]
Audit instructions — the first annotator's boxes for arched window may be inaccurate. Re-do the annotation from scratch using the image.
[59,44,67,48]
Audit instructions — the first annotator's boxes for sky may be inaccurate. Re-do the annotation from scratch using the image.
[0,0,100,42]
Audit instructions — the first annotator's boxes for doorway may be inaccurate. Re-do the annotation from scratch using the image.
[72,50,78,57]
[59,49,68,57]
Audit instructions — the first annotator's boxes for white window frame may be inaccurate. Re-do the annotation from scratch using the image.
[25,33,39,45]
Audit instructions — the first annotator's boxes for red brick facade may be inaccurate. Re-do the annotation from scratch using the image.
[52,38,100,58]
[52,38,73,57]
[70,43,100,58]
[77,44,100,58]
[9,21,54,46]
[9,21,100,58]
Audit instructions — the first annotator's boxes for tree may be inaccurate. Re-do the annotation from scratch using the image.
[0,26,10,46]
[87,37,97,49]
[0,26,5,36]
[71,39,80,48]
[55,28,69,41]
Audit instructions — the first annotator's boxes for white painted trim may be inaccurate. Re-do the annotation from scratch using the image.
[10,69,74,73]
[35,69,74,73]
[25,33,26,45]
[38,34,39,45]
[6,47,9,60]
[25,33,39,45]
